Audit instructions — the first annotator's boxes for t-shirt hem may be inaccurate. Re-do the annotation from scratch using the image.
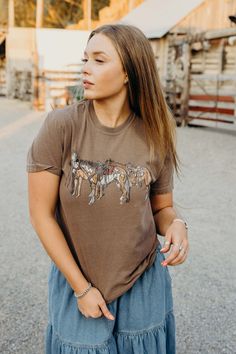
[150,186,174,195]
[26,164,62,176]
[105,244,159,304]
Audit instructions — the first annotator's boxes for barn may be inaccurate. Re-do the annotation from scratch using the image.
[121,0,236,129]
[1,0,236,130]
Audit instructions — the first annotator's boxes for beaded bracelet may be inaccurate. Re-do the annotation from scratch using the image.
[74,282,92,299]
[172,218,188,230]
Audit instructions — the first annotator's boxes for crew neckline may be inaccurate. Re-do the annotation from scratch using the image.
[87,99,135,135]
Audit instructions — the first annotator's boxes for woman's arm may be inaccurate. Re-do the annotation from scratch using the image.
[28,170,115,320]
[150,192,189,266]
[150,192,177,236]
[27,171,89,294]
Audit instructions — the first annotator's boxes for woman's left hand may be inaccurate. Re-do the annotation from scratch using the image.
[160,220,189,266]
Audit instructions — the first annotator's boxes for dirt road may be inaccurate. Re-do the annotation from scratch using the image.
[0,98,235,353]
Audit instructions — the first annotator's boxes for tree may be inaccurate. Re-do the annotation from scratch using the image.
[92,0,109,20]
[0,0,8,27]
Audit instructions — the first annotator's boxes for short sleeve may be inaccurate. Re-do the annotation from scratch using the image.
[150,152,174,195]
[26,111,64,176]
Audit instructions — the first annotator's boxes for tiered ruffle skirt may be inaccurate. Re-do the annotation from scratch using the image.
[45,243,176,354]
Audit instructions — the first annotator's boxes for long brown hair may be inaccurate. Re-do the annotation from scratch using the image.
[87,24,181,177]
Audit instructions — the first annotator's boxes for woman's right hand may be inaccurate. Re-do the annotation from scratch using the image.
[77,286,115,320]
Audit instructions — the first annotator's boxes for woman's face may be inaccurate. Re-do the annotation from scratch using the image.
[81,33,127,100]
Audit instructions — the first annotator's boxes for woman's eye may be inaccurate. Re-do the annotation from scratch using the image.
[81,58,104,63]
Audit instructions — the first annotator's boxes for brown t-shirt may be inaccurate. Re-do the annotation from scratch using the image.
[26,99,174,304]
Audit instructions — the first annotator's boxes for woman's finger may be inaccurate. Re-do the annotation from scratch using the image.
[161,241,183,266]
[169,243,189,266]
[172,247,188,266]
[160,231,172,253]
[91,309,103,318]
[99,301,115,320]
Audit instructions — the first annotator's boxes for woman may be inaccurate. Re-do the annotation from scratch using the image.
[26,24,189,354]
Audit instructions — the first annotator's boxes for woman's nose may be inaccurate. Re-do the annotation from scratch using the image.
[81,61,91,75]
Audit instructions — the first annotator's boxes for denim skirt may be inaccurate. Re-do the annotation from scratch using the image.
[45,242,176,354]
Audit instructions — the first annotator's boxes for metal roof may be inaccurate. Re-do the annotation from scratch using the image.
[119,0,204,39]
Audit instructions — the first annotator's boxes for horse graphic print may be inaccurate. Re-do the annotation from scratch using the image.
[66,152,152,205]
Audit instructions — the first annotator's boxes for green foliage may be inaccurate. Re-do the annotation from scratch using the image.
[13,0,83,28]
[44,0,83,28]
[66,84,84,102]
[14,0,36,27]
[0,0,8,27]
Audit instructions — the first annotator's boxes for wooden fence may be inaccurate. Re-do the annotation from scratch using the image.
[165,29,236,130]
[188,74,236,129]
[34,66,83,110]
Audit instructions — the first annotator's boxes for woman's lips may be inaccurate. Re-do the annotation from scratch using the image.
[83,80,94,88]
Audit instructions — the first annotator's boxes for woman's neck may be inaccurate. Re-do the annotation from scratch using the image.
[92,96,132,128]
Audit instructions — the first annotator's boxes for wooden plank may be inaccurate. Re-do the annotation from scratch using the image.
[189,95,235,103]
[187,119,236,131]
[205,28,236,40]
[188,115,235,124]
[43,70,81,75]
[189,106,234,115]
[190,83,235,89]
[191,106,234,116]
[48,86,67,90]
[8,0,15,27]
[49,93,66,99]
[36,0,44,28]
[188,111,236,122]
[191,59,203,63]
[189,101,236,111]
[191,74,236,81]
[44,77,80,82]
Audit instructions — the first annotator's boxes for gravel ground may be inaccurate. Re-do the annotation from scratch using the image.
[0,98,236,354]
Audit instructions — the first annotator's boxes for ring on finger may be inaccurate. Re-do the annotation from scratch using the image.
[172,243,181,250]
[164,240,171,245]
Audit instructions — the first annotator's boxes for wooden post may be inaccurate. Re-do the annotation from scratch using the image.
[88,0,91,30]
[34,0,44,109]
[83,0,91,30]
[180,42,191,126]
[36,0,44,28]
[32,40,40,110]
[129,0,135,11]
[8,0,14,27]
[218,38,227,73]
